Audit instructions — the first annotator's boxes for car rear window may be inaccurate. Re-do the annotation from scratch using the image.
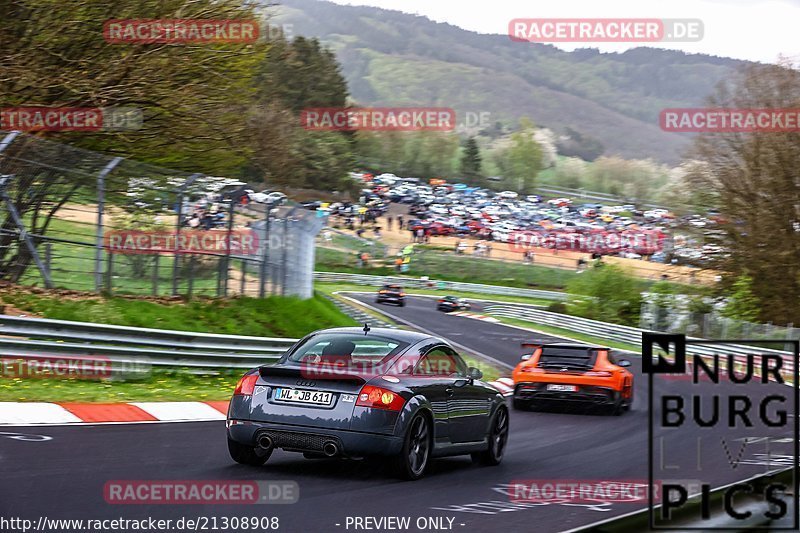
[538,347,597,369]
[287,334,408,366]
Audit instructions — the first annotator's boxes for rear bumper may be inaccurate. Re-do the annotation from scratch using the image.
[227,421,404,457]
[514,382,622,405]
[377,296,404,304]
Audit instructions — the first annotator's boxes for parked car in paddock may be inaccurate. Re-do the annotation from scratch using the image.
[437,296,471,312]
[376,284,406,306]
[227,327,509,480]
[511,343,633,415]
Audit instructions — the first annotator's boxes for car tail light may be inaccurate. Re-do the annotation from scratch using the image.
[584,371,612,377]
[438,299,445,303]
[233,374,259,396]
[379,290,388,294]
[356,385,406,411]
[399,293,406,297]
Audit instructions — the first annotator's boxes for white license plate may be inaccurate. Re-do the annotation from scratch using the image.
[274,388,334,406]
[547,384,578,392]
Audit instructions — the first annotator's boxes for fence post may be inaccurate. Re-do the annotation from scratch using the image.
[220,197,237,298]
[152,254,160,296]
[94,157,123,293]
[259,202,274,298]
[280,208,298,297]
[187,255,195,299]
[240,259,247,295]
[105,252,114,292]
[171,173,202,296]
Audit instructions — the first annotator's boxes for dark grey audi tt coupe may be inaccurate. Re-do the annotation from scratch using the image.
[227,327,508,480]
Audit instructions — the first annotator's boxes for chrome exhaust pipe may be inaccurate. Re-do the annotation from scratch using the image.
[257,434,274,450]
[322,441,339,457]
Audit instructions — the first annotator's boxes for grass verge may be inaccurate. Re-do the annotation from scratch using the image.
[0,288,358,402]
[0,289,356,338]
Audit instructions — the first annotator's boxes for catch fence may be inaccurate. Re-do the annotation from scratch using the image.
[0,130,324,299]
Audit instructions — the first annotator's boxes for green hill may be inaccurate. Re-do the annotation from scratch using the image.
[270,0,749,163]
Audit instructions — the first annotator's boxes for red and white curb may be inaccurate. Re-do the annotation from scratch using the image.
[0,401,230,426]
[0,381,515,425]
[487,377,514,396]
[449,311,500,323]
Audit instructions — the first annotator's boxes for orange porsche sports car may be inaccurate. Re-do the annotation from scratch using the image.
[511,343,634,415]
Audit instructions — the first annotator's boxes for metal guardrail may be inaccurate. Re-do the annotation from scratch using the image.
[484,305,796,370]
[314,271,568,301]
[0,315,297,371]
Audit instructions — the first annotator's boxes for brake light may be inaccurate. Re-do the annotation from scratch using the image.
[584,371,612,377]
[233,374,258,396]
[379,290,388,294]
[399,293,406,297]
[356,385,406,411]
[438,299,444,303]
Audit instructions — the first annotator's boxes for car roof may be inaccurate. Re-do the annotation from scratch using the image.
[320,327,434,344]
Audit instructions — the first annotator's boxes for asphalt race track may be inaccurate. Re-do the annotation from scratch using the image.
[0,295,794,532]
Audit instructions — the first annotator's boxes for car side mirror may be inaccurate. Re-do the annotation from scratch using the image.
[521,353,532,361]
[618,359,631,368]
[467,367,483,381]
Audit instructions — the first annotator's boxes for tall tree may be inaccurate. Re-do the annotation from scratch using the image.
[460,137,482,184]
[687,60,800,325]
[0,0,265,174]
[493,118,543,193]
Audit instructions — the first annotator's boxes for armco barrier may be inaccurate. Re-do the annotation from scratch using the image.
[314,271,568,301]
[0,315,296,371]
[483,305,796,371]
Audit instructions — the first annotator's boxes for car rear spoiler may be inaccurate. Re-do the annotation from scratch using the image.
[520,342,543,350]
[259,364,367,385]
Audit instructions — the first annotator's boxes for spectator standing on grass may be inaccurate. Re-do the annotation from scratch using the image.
[398,215,404,229]
[486,243,492,257]
[387,216,393,231]
[360,252,370,268]
[424,229,431,244]
[374,226,382,238]
[416,227,424,243]
[395,256,403,273]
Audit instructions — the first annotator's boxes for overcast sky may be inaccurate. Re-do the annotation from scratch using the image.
[327,0,798,63]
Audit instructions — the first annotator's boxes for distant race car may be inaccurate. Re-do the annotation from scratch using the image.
[511,343,633,415]
[227,327,509,480]
[437,296,471,312]
[376,284,406,306]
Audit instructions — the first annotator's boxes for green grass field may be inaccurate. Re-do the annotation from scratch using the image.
[0,290,358,402]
